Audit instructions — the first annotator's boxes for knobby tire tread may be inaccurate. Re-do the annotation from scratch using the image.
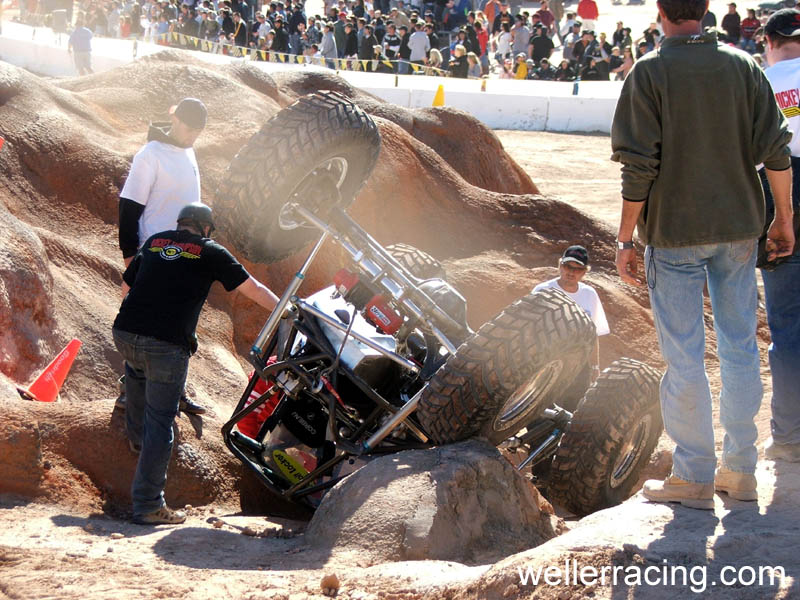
[545,358,663,516]
[216,90,381,263]
[385,243,446,280]
[417,288,596,445]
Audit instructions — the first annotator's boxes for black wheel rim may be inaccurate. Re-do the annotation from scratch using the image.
[609,414,652,488]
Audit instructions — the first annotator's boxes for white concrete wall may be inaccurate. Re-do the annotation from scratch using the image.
[0,21,621,133]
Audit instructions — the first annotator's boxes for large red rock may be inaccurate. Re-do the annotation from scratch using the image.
[0,208,55,384]
[0,397,243,510]
[306,440,563,564]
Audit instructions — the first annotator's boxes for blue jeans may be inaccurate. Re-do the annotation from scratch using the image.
[645,241,762,482]
[113,328,189,516]
[760,158,800,444]
[739,38,756,53]
[762,255,800,444]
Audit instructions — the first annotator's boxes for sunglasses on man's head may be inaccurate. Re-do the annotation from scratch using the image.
[561,261,587,272]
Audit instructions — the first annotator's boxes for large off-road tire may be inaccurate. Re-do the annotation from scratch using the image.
[416,288,596,446]
[215,90,381,263]
[385,243,446,280]
[545,358,663,516]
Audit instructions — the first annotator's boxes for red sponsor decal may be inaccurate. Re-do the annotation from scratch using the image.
[775,88,800,110]
[149,238,203,255]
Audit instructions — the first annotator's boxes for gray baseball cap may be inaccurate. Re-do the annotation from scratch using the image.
[171,98,207,130]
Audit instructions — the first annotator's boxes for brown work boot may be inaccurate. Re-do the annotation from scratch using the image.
[642,474,714,510]
[764,437,800,463]
[715,466,757,501]
[133,506,187,525]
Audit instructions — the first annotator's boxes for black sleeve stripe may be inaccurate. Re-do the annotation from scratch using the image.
[119,198,145,258]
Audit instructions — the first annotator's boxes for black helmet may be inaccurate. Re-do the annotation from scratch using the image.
[177,202,215,233]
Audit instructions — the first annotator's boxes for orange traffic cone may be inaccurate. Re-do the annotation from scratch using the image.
[18,339,82,402]
[0,136,5,152]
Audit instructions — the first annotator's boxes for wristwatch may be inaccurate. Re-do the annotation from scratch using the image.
[616,240,634,250]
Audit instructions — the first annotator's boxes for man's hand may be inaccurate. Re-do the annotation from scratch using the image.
[616,198,646,285]
[616,247,644,286]
[765,217,795,261]
[121,255,134,298]
[763,167,794,261]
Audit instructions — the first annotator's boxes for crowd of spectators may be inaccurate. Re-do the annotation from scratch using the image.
[17,0,800,79]
[496,2,799,82]
[709,2,800,64]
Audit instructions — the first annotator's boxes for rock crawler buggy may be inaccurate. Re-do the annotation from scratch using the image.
[216,91,663,520]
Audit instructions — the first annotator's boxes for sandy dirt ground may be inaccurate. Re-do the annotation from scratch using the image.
[0,0,789,590]
[496,130,621,227]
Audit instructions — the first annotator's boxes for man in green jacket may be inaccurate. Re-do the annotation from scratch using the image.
[611,0,794,509]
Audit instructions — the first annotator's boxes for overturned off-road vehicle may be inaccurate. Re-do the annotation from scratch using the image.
[215,91,663,520]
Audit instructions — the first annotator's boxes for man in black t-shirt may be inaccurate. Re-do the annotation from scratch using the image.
[584,31,610,79]
[272,16,291,53]
[528,23,554,62]
[232,11,249,48]
[112,203,278,525]
[571,29,591,65]
[424,23,439,55]
[721,2,741,43]
[397,24,412,73]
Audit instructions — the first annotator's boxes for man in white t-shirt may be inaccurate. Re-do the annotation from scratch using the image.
[760,9,800,463]
[117,97,208,415]
[533,245,609,378]
[119,97,206,270]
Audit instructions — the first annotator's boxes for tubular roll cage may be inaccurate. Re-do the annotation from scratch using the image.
[222,203,468,510]
[220,292,435,511]
[220,203,573,511]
